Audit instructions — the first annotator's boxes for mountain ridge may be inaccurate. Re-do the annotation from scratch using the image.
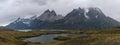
[6,7,120,29]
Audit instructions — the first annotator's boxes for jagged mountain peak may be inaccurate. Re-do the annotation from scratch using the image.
[64,7,107,19]
[50,10,57,16]
[78,7,84,12]
[86,7,107,20]
[6,15,38,29]
[88,7,105,15]
[51,10,55,13]
[6,7,120,29]
[43,9,56,15]
[63,7,118,24]
[44,9,51,13]
[37,9,63,21]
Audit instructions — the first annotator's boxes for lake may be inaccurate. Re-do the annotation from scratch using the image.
[17,29,66,32]
[17,29,32,32]
[23,34,87,43]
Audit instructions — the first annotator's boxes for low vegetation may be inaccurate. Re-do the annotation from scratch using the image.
[54,36,72,41]
[0,27,120,45]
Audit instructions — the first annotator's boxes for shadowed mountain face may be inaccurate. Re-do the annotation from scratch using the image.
[6,7,120,30]
[6,16,37,29]
[37,10,63,22]
[59,8,120,29]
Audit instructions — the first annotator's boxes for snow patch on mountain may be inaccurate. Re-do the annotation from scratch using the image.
[84,8,89,19]
[13,16,37,26]
[37,10,63,22]
[96,15,98,18]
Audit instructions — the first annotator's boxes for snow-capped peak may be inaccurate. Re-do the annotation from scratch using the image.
[13,15,37,26]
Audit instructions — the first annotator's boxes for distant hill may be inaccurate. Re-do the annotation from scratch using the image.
[6,7,120,30]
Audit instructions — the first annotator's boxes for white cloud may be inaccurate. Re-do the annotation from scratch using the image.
[0,0,120,26]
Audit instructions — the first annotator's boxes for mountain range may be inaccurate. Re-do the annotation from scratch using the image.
[6,7,120,30]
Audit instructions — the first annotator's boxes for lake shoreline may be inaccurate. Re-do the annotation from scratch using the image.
[23,34,87,43]
[0,28,120,45]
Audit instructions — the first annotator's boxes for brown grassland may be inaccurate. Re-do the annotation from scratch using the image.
[0,27,120,45]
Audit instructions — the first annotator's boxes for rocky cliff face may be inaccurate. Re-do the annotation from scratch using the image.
[37,10,63,22]
[6,16,37,29]
[6,7,120,29]
[61,7,120,29]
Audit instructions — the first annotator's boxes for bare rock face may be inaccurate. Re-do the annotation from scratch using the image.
[37,10,63,22]
[6,16,37,29]
[64,8,86,24]
[6,7,120,29]
[61,7,120,29]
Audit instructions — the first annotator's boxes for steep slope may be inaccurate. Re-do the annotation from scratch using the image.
[63,7,120,29]
[37,10,63,22]
[64,8,87,24]
[6,16,37,29]
[41,7,120,29]
[30,10,63,29]
[6,7,120,29]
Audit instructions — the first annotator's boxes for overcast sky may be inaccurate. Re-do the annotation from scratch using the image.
[0,0,120,26]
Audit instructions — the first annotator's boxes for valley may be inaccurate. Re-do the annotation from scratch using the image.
[0,27,120,45]
[0,0,120,45]
[6,8,120,30]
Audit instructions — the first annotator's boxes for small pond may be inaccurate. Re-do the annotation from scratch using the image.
[17,29,32,32]
[23,34,87,43]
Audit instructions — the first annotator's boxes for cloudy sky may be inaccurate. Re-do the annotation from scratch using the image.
[0,0,120,26]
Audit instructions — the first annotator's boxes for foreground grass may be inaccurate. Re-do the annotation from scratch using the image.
[0,27,120,45]
[0,30,71,45]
